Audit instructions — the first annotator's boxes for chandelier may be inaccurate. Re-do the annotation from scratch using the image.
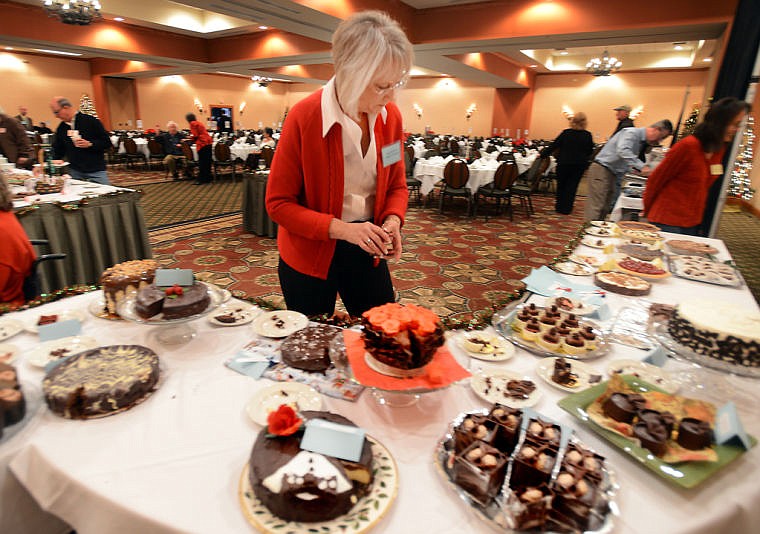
[43,1,103,26]
[251,75,273,88]
[585,50,622,76]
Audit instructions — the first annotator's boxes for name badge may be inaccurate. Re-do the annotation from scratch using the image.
[710,164,723,175]
[381,141,402,167]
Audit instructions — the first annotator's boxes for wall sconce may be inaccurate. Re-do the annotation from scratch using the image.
[413,103,423,119]
[561,104,575,119]
[630,105,644,120]
[466,103,477,120]
[193,97,204,114]
[239,102,246,115]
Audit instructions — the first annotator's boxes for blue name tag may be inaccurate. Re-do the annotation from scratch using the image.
[715,402,751,450]
[381,141,402,167]
[300,419,366,462]
[643,346,668,367]
[38,319,81,342]
[591,302,612,321]
[154,268,194,287]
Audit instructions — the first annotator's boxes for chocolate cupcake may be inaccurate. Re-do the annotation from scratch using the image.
[676,418,713,450]
[637,409,675,437]
[633,418,669,456]
[602,392,645,423]
[579,326,597,349]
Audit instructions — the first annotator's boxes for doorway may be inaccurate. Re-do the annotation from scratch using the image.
[210,105,234,133]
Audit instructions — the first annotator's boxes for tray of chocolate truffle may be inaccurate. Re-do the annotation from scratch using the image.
[494,303,608,360]
[436,405,618,533]
[651,298,760,379]
[559,374,755,488]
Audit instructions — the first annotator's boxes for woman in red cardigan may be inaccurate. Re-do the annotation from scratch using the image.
[0,175,35,308]
[185,113,213,185]
[643,97,750,235]
[266,11,412,316]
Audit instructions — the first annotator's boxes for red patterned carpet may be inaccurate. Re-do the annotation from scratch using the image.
[149,195,586,322]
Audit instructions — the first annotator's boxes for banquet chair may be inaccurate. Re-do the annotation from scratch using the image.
[22,240,66,302]
[497,151,516,163]
[180,142,198,180]
[439,158,472,215]
[511,156,550,216]
[123,138,149,170]
[473,162,519,221]
[404,150,422,205]
[213,143,239,182]
[260,146,275,169]
[449,138,460,157]
[147,139,165,170]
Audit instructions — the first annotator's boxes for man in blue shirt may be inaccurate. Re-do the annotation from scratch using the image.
[159,121,186,179]
[584,120,672,221]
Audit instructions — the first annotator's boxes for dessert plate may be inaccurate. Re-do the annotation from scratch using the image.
[25,309,87,333]
[548,296,598,316]
[253,310,309,338]
[456,330,514,361]
[0,318,24,341]
[606,358,678,394]
[581,236,612,249]
[470,370,541,407]
[239,436,398,534]
[552,261,595,276]
[568,253,605,268]
[536,357,602,393]
[590,220,616,229]
[26,335,98,368]
[585,226,615,238]
[208,302,261,327]
[245,382,322,426]
[0,343,18,364]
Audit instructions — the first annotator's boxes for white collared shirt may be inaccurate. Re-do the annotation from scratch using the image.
[321,77,386,222]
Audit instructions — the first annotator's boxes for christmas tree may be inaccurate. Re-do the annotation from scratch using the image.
[79,93,99,119]
[728,114,755,201]
[681,104,700,138]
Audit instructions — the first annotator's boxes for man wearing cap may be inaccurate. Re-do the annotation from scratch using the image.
[584,119,673,221]
[612,105,634,137]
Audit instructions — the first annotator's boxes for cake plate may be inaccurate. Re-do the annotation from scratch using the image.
[117,282,227,345]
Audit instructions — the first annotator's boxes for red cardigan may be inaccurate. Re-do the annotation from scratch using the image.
[266,90,409,279]
[643,136,725,228]
[0,210,35,307]
[189,121,212,150]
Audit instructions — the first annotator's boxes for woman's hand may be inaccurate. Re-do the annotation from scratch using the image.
[329,219,394,257]
[381,215,402,261]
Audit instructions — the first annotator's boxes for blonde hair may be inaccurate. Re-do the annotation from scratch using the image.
[332,11,413,119]
[570,112,588,130]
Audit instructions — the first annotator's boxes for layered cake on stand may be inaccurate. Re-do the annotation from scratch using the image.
[100,259,158,317]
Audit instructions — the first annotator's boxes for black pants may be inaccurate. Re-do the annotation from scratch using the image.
[555,163,587,215]
[278,239,395,317]
[198,145,212,183]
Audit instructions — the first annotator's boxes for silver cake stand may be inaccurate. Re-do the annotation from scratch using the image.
[117,282,227,345]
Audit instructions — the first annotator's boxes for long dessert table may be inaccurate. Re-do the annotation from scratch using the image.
[11,177,152,293]
[1,232,759,534]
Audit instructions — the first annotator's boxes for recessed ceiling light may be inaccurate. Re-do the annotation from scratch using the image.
[33,49,82,56]
[4,46,13,51]
[258,25,268,30]
[114,17,124,22]
[529,64,537,68]
[703,57,713,62]
[556,48,568,55]
[673,42,686,50]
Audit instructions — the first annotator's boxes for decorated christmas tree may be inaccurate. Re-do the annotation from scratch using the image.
[79,93,99,119]
[681,104,700,138]
[728,114,755,201]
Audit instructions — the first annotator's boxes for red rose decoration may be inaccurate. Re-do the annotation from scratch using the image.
[267,404,303,436]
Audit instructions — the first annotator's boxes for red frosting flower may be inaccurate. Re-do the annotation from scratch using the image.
[267,404,303,436]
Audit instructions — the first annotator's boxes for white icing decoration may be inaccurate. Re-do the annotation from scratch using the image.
[262,451,351,495]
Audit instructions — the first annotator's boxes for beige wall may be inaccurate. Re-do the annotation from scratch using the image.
[530,70,709,142]
[0,52,93,126]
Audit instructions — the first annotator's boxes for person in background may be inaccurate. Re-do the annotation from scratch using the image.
[540,112,594,215]
[0,174,36,308]
[266,10,411,317]
[14,106,34,132]
[160,120,186,180]
[611,105,634,137]
[49,96,112,185]
[584,119,673,221]
[35,122,53,135]
[0,106,34,168]
[643,97,750,236]
[260,127,276,148]
[185,112,213,185]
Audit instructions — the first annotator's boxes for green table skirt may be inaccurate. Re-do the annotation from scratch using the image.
[242,172,278,238]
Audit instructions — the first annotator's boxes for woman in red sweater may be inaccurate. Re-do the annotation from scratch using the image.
[643,97,750,235]
[0,175,35,308]
[185,113,213,185]
[266,11,412,316]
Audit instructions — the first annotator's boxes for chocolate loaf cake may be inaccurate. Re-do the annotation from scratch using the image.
[43,345,160,419]
[280,325,341,372]
[248,411,373,523]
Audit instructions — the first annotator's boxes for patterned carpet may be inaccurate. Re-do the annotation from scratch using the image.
[716,210,760,303]
[149,195,587,322]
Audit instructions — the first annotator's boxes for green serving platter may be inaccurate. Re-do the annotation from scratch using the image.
[557,375,756,489]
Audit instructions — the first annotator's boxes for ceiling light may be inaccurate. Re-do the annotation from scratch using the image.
[556,48,568,56]
[703,57,713,62]
[42,0,103,25]
[529,64,537,68]
[4,47,13,51]
[33,48,83,56]
[258,25,268,30]
[673,42,686,50]
[586,50,622,76]
[114,17,124,22]
[251,75,272,88]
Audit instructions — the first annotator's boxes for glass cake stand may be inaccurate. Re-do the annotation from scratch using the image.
[117,282,227,345]
[329,330,452,408]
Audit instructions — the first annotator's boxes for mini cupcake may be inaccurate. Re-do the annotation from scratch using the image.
[538,314,558,333]
[563,314,580,330]
[562,333,587,356]
[521,318,542,342]
[579,326,597,350]
[555,323,572,337]
[525,303,541,317]
[513,308,532,331]
[536,328,562,352]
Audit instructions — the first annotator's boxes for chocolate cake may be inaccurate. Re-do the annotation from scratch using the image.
[43,345,160,419]
[489,404,522,454]
[676,418,713,450]
[508,485,552,530]
[135,282,211,320]
[525,418,561,448]
[601,392,645,423]
[594,271,651,296]
[552,469,600,530]
[453,440,508,504]
[100,259,158,316]
[510,441,556,488]
[552,358,578,387]
[280,325,341,372]
[667,299,760,368]
[248,411,373,523]
[454,414,495,453]
[361,303,444,371]
[633,418,669,457]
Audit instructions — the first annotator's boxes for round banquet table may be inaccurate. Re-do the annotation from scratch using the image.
[2,234,760,534]
[413,157,502,196]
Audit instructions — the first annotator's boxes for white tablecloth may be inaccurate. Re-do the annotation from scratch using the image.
[413,156,501,195]
[117,138,150,159]
[3,234,760,534]
[191,143,259,162]
[11,178,134,209]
